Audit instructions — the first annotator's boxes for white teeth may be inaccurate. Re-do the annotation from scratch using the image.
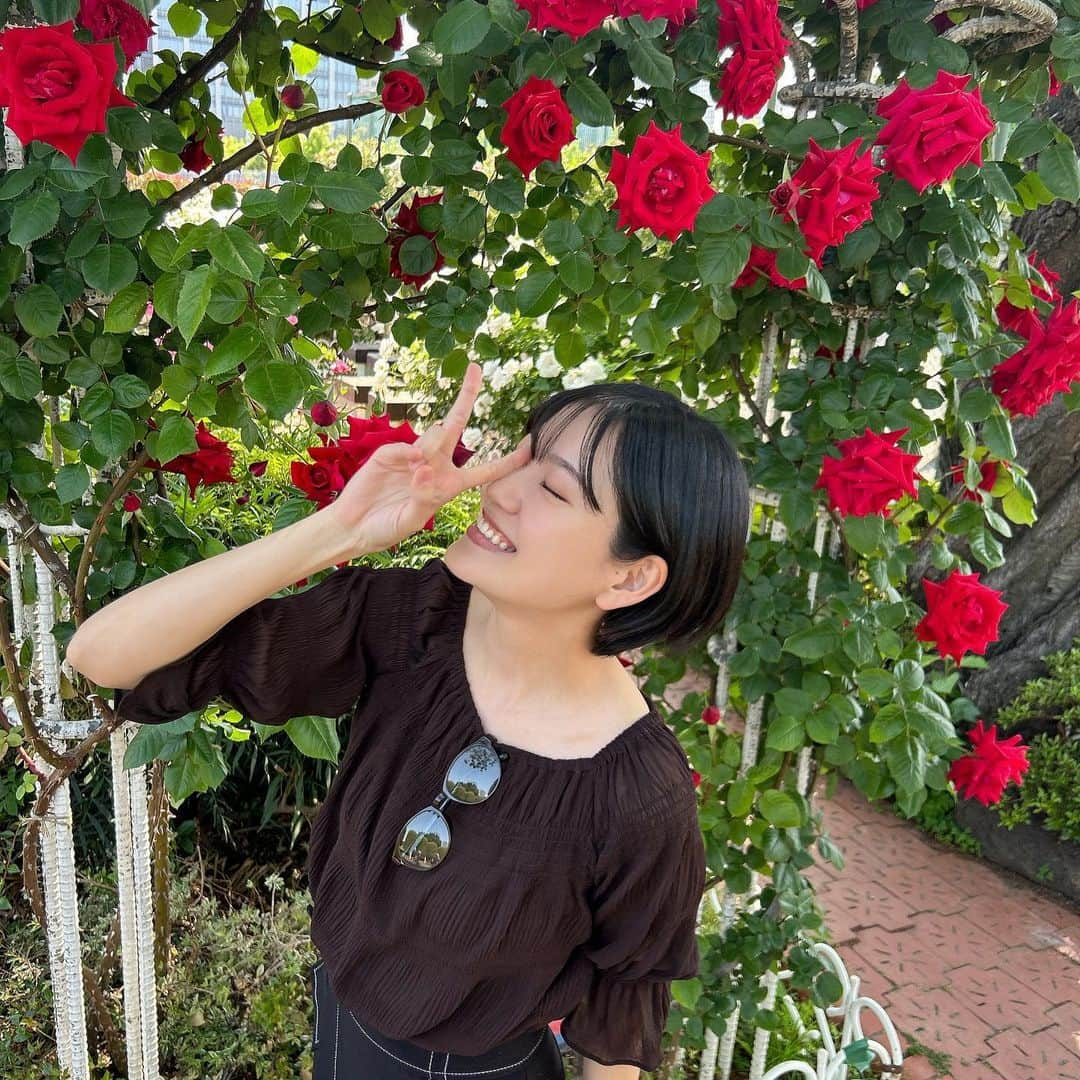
[476,515,514,551]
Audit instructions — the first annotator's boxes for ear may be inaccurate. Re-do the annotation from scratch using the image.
[597,555,668,613]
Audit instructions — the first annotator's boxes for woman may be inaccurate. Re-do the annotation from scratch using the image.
[67,362,749,1079]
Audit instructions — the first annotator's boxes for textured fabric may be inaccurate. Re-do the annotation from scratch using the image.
[115,556,705,1072]
[312,960,567,1079]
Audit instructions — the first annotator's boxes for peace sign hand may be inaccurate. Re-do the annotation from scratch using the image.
[328,362,532,555]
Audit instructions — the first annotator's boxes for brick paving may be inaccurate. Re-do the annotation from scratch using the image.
[805,777,1080,1079]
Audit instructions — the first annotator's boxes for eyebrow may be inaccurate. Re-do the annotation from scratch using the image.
[545,453,584,491]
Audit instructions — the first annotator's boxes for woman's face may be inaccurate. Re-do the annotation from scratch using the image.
[445,407,653,620]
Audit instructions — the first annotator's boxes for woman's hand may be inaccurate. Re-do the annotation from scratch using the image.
[328,362,532,555]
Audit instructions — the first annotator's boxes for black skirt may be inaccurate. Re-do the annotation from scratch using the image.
[311,961,567,1080]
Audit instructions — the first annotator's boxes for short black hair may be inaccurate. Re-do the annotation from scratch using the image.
[522,382,749,657]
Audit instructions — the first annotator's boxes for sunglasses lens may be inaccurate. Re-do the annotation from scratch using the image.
[393,807,450,871]
[444,739,502,804]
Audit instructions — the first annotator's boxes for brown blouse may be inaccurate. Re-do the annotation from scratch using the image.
[114,557,706,1071]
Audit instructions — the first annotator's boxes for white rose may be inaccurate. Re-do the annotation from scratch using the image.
[415,402,431,417]
[462,426,484,450]
[474,391,492,418]
[488,312,512,336]
[482,359,501,378]
[561,368,586,390]
[378,338,397,361]
[436,376,453,389]
[537,351,562,378]
[578,358,606,385]
[373,356,391,376]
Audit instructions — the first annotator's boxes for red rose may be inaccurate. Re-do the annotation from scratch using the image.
[77,0,152,69]
[387,18,404,50]
[281,83,305,110]
[145,421,236,499]
[248,459,268,477]
[915,571,1007,663]
[769,180,801,216]
[814,427,921,517]
[702,705,721,725]
[691,769,702,789]
[179,137,213,173]
[608,121,715,241]
[734,244,806,289]
[1049,64,1061,98]
[716,43,785,118]
[291,456,345,508]
[310,400,338,426]
[995,252,1061,340]
[236,493,250,506]
[717,0,784,49]
[947,720,1029,807]
[874,70,995,193]
[948,459,1000,500]
[991,297,1080,417]
[0,20,135,163]
[515,0,616,38]
[500,76,576,178]
[615,0,699,24]
[122,492,141,512]
[380,70,426,114]
[775,137,882,263]
[386,192,445,287]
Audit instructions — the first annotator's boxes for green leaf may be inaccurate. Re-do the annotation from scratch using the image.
[207,226,265,281]
[9,190,59,248]
[81,245,138,294]
[90,410,136,462]
[398,234,437,276]
[55,462,90,504]
[698,232,751,287]
[167,1,201,35]
[244,362,306,419]
[110,373,150,408]
[432,0,492,54]
[206,325,261,376]
[842,514,887,555]
[765,714,804,752]
[0,350,42,400]
[283,715,340,761]
[104,282,150,334]
[566,77,614,127]
[176,264,215,344]
[101,191,151,239]
[558,251,595,294]
[627,39,675,89]
[759,790,803,828]
[488,176,525,214]
[857,668,894,699]
[516,269,561,317]
[441,194,485,241]
[1038,143,1080,202]
[983,412,1017,459]
[31,0,79,25]
[312,170,382,213]
[774,687,816,717]
[360,0,397,40]
[782,625,838,660]
[154,414,198,463]
[15,284,63,338]
[542,218,584,260]
[726,777,755,818]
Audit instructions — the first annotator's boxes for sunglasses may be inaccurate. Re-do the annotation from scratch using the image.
[392,735,508,871]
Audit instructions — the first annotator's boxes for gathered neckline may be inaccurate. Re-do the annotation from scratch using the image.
[438,559,661,771]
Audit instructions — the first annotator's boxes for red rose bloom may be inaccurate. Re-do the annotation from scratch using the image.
[385,192,445,287]
[702,705,721,726]
[615,0,699,24]
[500,76,576,178]
[380,70,426,114]
[775,137,882,263]
[0,20,135,163]
[991,297,1080,417]
[716,45,784,118]
[179,137,213,173]
[608,121,715,241]
[995,252,1061,340]
[691,770,702,789]
[145,421,236,499]
[874,70,995,193]
[122,492,141,512]
[734,244,806,289]
[915,571,1008,663]
[717,0,783,49]
[77,0,152,69]
[947,720,1029,807]
[815,427,921,517]
[248,459,268,477]
[515,0,616,38]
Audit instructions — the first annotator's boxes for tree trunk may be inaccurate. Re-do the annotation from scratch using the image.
[964,88,1080,717]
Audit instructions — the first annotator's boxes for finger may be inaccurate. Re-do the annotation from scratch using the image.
[454,440,532,493]
[433,363,481,453]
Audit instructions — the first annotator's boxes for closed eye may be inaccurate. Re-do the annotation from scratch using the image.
[541,482,567,503]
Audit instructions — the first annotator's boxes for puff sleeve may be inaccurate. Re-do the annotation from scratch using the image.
[561,797,706,1072]
[113,564,412,727]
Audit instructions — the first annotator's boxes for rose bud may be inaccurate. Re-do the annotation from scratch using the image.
[281,83,305,109]
[179,137,213,173]
[702,705,721,726]
[122,493,142,512]
[692,770,702,789]
[310,400,338,426]
[248,459,268,477]
[769,180,801,215]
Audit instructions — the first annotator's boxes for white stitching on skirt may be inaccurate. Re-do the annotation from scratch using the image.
[346,1009,547,1076]
[313,966,321,1046]
[427,1051,434,1078]
[332,1003,340,1080]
